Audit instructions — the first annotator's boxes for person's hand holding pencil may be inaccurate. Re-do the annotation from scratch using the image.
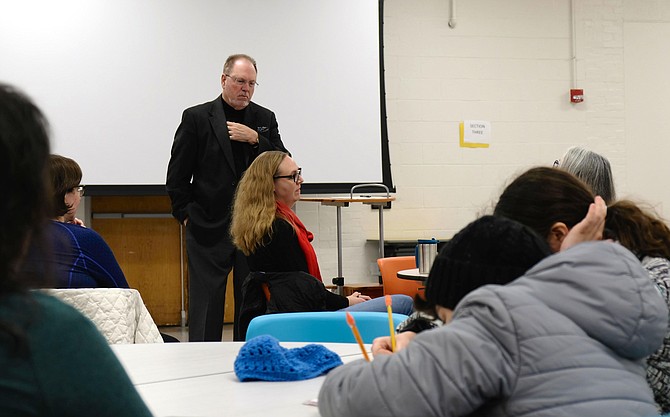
[371,331,417,356]
[344,297,412,359]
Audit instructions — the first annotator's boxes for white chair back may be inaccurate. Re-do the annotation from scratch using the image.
[43,288,163,344]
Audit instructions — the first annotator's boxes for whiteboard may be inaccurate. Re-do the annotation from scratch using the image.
[0,0,388,191]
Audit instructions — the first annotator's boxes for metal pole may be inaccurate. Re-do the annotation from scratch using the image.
[179,223,186,328]
[337,205,343,292]
[378,204,385,259]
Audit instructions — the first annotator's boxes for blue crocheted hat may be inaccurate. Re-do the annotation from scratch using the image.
[234,335,343,382]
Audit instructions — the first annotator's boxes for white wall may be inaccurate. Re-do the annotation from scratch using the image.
[624,20,670,213]
[300,0,670,284]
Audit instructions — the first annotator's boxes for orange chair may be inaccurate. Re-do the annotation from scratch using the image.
[377,256,424,298]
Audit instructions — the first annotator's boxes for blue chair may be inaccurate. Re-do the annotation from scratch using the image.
[245,311,409,343]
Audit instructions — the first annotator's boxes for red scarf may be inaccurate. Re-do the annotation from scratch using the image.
[276,201,322,282]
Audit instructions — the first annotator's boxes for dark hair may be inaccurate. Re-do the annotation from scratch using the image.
[49,154,82,217]
[415,216,552,316]
[0,83,52,353]
[605,200,670,260]
[493,167,594,241]
[0,84,51,291]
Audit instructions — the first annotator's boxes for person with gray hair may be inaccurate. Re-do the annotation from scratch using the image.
[557,146,616,203]
[166,53,289,341]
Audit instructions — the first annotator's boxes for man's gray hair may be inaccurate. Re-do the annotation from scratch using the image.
[223,54,257,75]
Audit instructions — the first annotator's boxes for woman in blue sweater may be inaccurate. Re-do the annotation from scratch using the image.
[43,154,129,288]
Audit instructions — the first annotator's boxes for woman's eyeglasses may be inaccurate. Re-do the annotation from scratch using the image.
[273,168,302,184]
[73,185,85,196]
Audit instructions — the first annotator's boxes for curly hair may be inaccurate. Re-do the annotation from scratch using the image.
[605,200,670,260]
[230,151,288,255]
[494,167,594,242]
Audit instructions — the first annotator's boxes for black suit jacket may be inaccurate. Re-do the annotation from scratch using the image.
[166,96,288,246]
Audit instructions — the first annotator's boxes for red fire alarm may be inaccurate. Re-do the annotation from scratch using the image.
[570,88,584,103]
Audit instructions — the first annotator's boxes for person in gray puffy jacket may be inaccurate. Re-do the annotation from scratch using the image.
[318,231,667,416]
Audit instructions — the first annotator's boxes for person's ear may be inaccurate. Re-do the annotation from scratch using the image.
[547,222,569,252]
[435,306,454,324]
[220,74,226,88]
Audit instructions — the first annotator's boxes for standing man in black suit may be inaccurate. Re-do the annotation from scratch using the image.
[166,54,289,341]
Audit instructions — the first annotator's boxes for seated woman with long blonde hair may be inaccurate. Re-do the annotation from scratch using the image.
[231,151,413,338]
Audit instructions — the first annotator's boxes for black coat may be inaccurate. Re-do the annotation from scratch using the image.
[166,96,288,247]
[238,271,348,340]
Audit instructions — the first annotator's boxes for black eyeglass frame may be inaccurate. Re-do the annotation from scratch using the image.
[72,185,85,196]
[273,167,302,183]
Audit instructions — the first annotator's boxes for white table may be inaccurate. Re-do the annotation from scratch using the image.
[112,342,367,417]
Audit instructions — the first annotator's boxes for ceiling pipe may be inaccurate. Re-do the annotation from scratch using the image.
[570,0,577,89]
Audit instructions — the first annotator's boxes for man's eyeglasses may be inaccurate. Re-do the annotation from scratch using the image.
[225,74,258,88]
[74,185,85,196]
[553,159,560,168]
[273,168,302,184]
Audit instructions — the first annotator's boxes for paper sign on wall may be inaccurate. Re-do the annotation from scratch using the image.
[459,120,491,148]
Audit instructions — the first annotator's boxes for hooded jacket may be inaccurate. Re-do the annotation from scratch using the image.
[318,242,668,417]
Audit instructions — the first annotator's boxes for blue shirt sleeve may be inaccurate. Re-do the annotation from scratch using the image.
[50,222,130,289]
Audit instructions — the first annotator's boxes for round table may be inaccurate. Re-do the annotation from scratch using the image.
[397,268,428,281]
